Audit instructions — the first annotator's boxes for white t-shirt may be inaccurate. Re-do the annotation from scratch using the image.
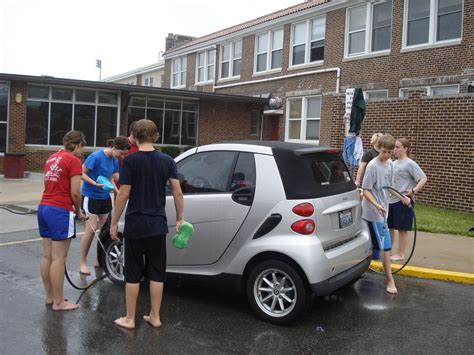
[390,158,426,204]
[361,158,393,222]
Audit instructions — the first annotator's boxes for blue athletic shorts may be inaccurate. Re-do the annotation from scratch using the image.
[364,219,391,252]
[38,205,76,241]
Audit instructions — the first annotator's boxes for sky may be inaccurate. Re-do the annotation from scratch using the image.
[0,0,301,81]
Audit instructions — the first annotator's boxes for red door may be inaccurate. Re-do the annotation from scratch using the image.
[271,117,279,141]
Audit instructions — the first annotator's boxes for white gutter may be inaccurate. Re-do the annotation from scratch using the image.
[213,67,341,93]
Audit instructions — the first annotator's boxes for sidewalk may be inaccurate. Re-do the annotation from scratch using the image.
[1,172,473,282]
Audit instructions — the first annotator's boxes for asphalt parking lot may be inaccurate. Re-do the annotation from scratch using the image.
[1,223,473,354]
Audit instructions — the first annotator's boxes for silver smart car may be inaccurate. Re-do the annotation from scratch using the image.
[98,141,372,324]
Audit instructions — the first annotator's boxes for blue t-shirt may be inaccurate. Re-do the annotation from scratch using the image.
[81,150,119,200]
[119,150,178,239]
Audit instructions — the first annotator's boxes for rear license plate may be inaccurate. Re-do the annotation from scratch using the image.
[339,209,353,228]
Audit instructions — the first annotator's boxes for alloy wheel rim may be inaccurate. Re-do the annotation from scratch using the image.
[254,268,297,317]
[106,241,124,281]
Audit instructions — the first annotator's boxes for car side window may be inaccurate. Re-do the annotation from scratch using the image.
[231,152,256,191]
[177,151,236,194]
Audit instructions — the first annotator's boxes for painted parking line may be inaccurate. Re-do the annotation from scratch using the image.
[0,231,86,247]
[0,238,42,247]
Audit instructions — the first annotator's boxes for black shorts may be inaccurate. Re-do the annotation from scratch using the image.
[124,235,167,283]
[82,196,112,215]
[388,199,414,231]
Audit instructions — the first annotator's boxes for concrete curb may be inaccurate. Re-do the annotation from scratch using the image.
[370,261,474,285]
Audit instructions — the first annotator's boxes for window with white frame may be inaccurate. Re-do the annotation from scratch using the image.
[286,96,321,142]
[250,111,260,135]
[404,0,463,47]
[291,16,326,66]
[346,1,392,57]
[144,78,149,86]
[0,82,8,153]
[399,85,459,97]
[160,74,165,87]
[255,28,283,73]
[364,90,389,100]
[172,56,187,87]
[196,49,216,83]
[220,41,242,79]
[149,77,154,87]
[26,85,119,147]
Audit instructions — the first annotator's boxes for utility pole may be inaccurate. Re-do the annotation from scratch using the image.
[96,59,102,80]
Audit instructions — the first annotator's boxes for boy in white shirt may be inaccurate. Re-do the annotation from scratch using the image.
[362,134,410,294]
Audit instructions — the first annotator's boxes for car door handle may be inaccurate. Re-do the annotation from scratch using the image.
[231,187,255,206]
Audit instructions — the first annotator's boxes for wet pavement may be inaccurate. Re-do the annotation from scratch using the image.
[1,227,474,354]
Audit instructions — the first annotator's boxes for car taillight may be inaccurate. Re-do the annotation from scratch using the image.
[291,219,315,235]
[292,203,314,217]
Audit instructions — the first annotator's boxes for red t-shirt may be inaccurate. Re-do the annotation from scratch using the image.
[127,138,139,155]
[40,150,83,211]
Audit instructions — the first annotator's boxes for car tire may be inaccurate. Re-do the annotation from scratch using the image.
[101,234,125,286]
[246,259,310,325]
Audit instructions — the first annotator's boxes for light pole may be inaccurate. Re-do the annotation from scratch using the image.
[96,59,102,80]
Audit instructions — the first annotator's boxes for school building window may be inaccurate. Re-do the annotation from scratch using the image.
[127,95,198,146]
[250,111,259,136]
[364,90,388,100]
[285,96,321,143]
[171,56,187,88]
[25,86,119,147]
[0,82,8,153]
[399,84,459,97]
[346,1,392,57]
[255,28,283,73]
[144,77,154,87]
[404,0,463,48]
[220,40,242,79]
[291,16,326,66]
[196,49,216,84]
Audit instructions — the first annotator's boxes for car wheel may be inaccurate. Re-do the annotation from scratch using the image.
[246,260,310,325]
[101,235,125,286]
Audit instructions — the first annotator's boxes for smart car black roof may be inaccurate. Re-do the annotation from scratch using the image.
[220,140,339,155]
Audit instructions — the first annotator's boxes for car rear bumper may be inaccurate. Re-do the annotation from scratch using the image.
[310,255,371,295]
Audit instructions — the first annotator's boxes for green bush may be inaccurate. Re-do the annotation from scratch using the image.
[160,146,182,158]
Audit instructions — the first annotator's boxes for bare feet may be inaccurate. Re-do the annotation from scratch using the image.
[52,300,79,311]
[114,317,135,330]
[79,264,91,275]
[46,297,67,305]
[390,254,404,262]
[386,282,398,294]
[143,315,162,328]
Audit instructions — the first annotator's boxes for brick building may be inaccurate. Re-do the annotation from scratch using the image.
[162,0,473,211]
[0,73,265,177]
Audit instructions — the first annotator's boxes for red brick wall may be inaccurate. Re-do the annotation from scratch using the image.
[198,99,263,145]
[7,81,27,153]
[328,92,474,212]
